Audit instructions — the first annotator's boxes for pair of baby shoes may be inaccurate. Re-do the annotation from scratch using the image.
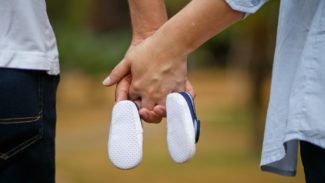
[108,92,200,170]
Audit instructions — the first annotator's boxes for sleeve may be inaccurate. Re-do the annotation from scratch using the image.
[225,0,269,18]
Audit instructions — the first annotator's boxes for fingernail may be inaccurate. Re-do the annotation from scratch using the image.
[102,76,111,86]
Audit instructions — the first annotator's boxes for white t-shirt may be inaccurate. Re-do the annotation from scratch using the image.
[0,0,59,75]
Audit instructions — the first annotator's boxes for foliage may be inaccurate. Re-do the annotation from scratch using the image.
[46,0,280,74]
[55,27,130,74]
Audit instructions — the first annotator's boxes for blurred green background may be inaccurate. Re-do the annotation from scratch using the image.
[46,0,305,182]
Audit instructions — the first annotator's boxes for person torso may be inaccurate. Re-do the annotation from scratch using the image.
[0,0,59,75]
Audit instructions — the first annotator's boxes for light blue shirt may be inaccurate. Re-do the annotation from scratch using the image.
[225,0,325,176]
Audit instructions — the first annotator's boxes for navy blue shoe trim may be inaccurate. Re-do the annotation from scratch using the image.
[179,92,200,143]
[195,120,200,143]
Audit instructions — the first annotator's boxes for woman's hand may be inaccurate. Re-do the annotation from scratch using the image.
[108,36,195,123]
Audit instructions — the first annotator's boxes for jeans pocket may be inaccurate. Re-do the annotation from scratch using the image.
[0,69,44,160]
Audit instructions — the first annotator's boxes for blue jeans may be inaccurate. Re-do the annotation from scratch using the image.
[0,68,59,183]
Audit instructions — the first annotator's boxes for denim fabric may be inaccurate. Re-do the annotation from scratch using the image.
[0,68,59,183]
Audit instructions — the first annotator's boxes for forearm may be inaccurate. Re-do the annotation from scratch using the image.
[128,0,167,44]
[153,0,244,57]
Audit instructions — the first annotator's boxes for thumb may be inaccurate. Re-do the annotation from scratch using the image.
[102,59,130,87]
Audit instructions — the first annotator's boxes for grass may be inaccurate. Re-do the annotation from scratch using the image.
[56,70,305,183]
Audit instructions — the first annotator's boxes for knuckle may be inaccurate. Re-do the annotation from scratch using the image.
[146,86,155,95]
[131,81,141,92]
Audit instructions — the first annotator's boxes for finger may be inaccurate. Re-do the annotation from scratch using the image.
[140,97,155,111]
[103,59,130,86]
[115,75,131,102]
[139,108,162,123]
[185,79,196,98]
[153,105,166,117]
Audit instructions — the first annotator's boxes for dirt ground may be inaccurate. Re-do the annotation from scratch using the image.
[55,70,305,183]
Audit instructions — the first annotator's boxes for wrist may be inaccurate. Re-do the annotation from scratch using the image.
[128,0,168,45]
[146,31,189,66]
[131,29,158,46]
[152,22,193,59]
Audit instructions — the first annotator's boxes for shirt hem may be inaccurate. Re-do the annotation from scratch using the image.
[0,51,60,75]
[260,133,325,176]
[261,166,296,176]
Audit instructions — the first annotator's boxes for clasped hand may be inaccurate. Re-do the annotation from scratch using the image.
[103,34,194,123]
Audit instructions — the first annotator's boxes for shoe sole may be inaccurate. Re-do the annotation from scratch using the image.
[166,92,198,163]
[108,101,143,169]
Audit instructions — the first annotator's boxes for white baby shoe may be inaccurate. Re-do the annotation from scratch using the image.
[108,92,200,169]
[166,92,200,163]
[108,101,143,170]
